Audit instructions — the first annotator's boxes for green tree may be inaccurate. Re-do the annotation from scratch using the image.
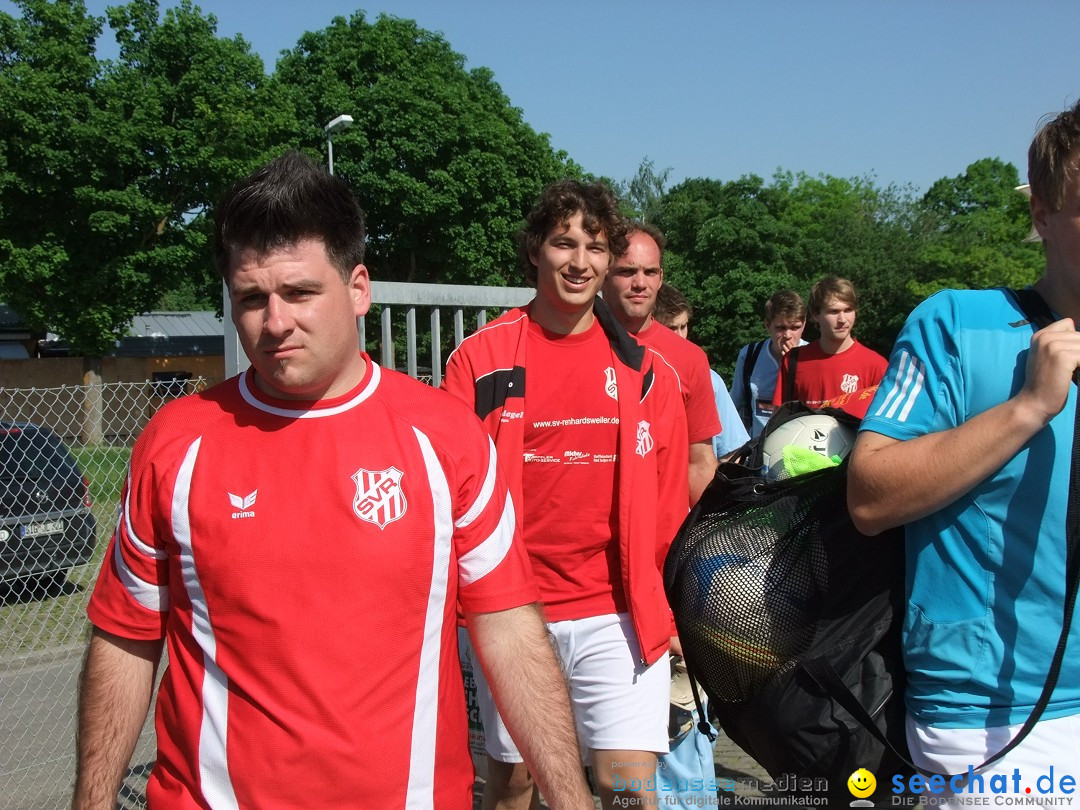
[274,11,577,289]
[655,175,800,376]
[654,171,923,375]
[775,171,922,354]
[0,0,295,356]
[621,157,672,223]
[913,158,1043,297]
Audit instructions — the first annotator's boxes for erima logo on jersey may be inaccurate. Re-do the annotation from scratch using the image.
[228,490,257,519]
[352,466,407,529]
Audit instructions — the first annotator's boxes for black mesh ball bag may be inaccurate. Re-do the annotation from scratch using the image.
[663,404,912,791]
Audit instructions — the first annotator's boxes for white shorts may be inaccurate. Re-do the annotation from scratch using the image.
[907,713,1080,807]
[472,612,670,763]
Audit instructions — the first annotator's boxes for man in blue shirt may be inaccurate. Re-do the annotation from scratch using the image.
[729,291,807,437]
[849,101,1080,791]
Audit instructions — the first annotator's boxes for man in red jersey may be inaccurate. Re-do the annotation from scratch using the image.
[73,152,593,810]
[773,276,887,410]
[443,182,688,810]
[602,224,726,503]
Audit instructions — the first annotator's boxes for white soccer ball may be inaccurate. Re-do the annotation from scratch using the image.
[760,414,855,478]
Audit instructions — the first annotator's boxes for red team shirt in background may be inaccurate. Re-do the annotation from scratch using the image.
[772,340,888,409]
[633,320,721,445]
[521,319,626,621]
[87,357,538,809]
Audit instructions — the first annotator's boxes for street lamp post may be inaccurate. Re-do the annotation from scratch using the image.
[325,114,354,175]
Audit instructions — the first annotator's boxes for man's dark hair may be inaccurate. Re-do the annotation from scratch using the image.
[625,221,666,265]
[518,180,628,286]
[1029,98,1080,214]
[214,150,366,281]
[654,283,691,326]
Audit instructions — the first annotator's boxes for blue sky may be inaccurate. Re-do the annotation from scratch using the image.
[7,0,1080,194]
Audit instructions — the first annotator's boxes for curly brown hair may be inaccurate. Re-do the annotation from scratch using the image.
[518,180,629,286]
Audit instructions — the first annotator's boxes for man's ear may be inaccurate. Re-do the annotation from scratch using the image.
[1030,193,1051,241]
[350,264,371,317]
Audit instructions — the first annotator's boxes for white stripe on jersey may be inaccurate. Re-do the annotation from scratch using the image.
[874,350,926,423]
[456,437,498,529]
[406,427,454,809]
[236,362,381,418]
[115,473,169,612]
[122,472,168,561]
[459,496,516,587]
[173,437,240,810]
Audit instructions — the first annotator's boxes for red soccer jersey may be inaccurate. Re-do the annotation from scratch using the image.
[521,319,626,621]
[772,339,888,409]
[634,321,721,445]
[87,358,538,809]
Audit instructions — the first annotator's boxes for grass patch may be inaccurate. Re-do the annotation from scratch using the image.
[72,444,131,508]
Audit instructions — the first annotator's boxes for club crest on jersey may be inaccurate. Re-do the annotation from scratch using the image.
[352,466,407,529]
[604,367,618,401]
[841,374,859,394]
[635,420,654,457]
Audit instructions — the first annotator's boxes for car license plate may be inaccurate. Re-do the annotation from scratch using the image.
[20,519,65,539]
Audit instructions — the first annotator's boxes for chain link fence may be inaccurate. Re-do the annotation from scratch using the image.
[0,378,217,810]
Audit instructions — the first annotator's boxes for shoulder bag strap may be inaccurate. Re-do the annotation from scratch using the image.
[740,340,767,429]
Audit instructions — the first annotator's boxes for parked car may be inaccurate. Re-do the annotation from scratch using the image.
[0,421,97,585]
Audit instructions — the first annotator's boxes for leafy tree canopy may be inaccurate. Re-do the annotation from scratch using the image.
[274,12,578,289]
[0,0,296,354]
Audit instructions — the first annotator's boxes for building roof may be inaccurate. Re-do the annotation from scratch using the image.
[128,311,224,338]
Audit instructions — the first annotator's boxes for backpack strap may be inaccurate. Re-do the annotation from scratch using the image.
[740,340,767,430]
[1007,286,1056,330]
[781,345,801,404]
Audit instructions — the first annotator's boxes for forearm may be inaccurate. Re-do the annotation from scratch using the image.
[848,396,1047,535]
[688,441,718,506]
[73,628,163,810]
[467,604,593,810]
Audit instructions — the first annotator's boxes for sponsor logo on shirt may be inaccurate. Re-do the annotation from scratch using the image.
[841,373,859,394]
[523,452,560,463]
[563,450,591,464]
[352,466,408,529]
[593,454,617,463]
[228,490,257,519]
[604,367,618,401]
[635,420,654,457]
[500,410,524,422]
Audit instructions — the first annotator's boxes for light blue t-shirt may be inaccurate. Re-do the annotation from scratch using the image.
[730,339,807,437]
[860,288,1080,728]
[710,370,749,457]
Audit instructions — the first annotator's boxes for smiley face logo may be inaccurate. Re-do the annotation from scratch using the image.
[847,768,876,798]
